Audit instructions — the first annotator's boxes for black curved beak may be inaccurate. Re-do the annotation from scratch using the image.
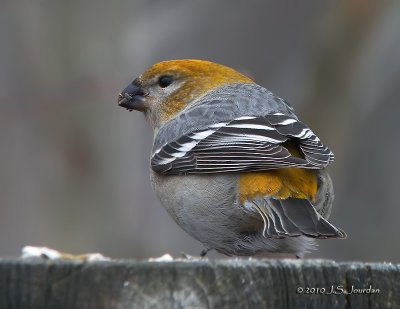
[118,81,147,112]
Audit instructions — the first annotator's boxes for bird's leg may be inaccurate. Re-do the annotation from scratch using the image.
[200,248,210,257]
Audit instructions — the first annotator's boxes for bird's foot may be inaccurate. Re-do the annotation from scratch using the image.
[200,248,210,257]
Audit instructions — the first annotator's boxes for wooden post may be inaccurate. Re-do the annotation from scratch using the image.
[0,258,398,308]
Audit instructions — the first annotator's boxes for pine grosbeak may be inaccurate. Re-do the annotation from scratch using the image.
[118,60,345,257]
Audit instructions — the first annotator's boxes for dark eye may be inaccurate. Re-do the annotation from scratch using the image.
[158,75,173,88]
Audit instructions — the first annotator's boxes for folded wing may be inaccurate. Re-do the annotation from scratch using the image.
[152,113,334,174]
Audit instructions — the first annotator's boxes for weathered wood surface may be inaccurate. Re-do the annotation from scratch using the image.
[0,258,398,309]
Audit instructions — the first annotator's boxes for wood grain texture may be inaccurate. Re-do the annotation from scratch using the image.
[0,258,398,309]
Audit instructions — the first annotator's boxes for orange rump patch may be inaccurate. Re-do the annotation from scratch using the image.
[239,168,317,203]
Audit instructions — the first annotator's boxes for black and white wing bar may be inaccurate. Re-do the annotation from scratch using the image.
[152,113,334,174]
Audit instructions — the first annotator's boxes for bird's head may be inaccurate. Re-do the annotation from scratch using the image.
[118,59,253,128]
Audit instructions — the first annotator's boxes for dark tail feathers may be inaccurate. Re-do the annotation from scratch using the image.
[253,198,346,239]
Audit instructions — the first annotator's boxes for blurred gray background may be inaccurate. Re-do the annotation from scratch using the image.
[1,0,399,261]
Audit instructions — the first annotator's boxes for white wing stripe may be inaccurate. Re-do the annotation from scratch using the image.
[236,116,256,120]
[200,135,283,143]
[192,129,215,140]
[226,124,275,130]
[209,122,228,128]
[158,157,176,165]
[177,140,198,151]
[276,118,297,125]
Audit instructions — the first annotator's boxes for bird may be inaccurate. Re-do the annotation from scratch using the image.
[118,59,346,257]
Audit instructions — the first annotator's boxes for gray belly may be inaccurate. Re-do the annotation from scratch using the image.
[150,172,256,246]
[150,171,314,256]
